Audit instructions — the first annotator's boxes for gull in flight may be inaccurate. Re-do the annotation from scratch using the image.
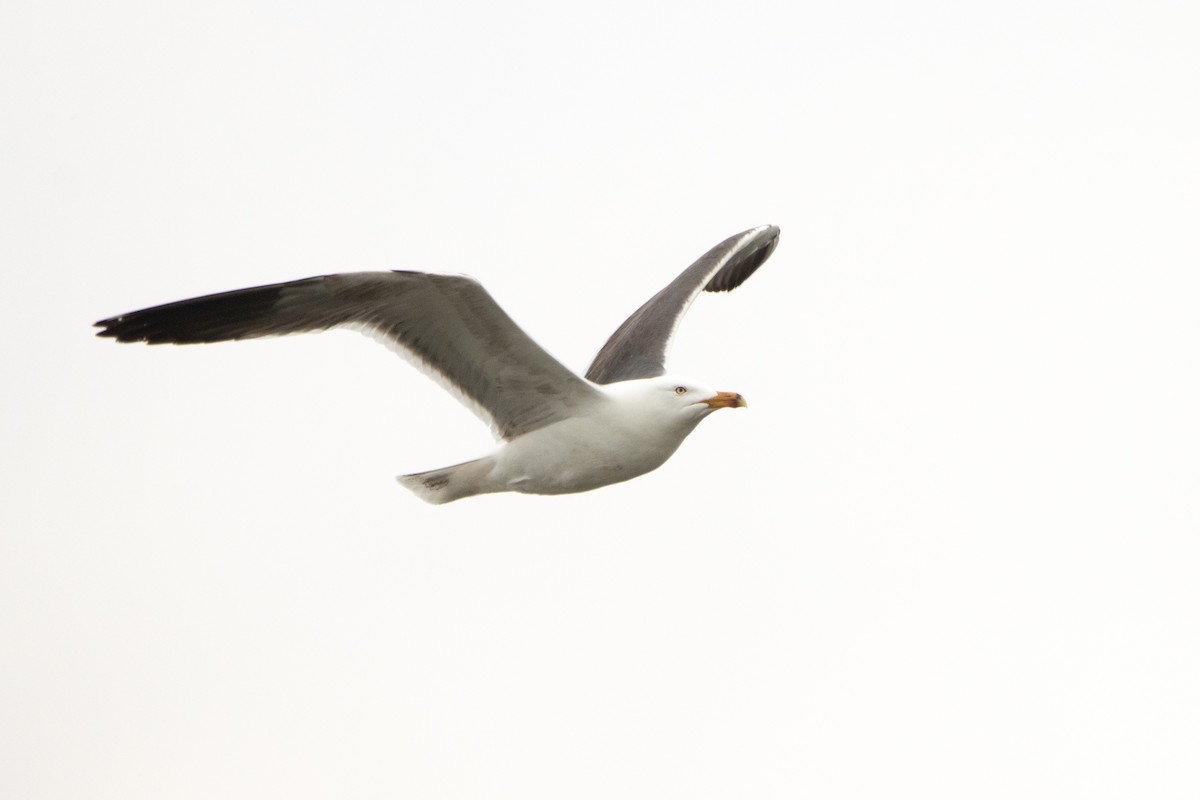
[96,225,780,503]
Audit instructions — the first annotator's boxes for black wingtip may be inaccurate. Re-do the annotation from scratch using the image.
[92,280,298,345]
[94,317,126,340]
[703,224,780,293]
[94,314,164,343]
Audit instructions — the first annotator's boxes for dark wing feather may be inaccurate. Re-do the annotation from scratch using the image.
[584,225,779,384]
[96,271,601,440]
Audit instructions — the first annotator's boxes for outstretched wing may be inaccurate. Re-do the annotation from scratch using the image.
[584,225,779,384]
[96,271,603,440]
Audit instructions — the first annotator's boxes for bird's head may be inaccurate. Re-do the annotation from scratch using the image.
[622,375,748,424]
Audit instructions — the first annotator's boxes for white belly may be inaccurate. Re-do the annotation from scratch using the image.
[489,409,698,495]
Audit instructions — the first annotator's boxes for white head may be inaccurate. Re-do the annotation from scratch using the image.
[606,375,748,429]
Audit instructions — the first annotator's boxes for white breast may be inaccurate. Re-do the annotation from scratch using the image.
[488,390,702,495]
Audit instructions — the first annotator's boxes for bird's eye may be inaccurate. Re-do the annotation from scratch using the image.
[674,386,687,395]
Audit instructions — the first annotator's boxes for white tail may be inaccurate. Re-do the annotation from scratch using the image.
[397,457,497,504]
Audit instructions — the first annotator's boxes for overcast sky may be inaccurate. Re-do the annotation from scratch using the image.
[2,1,1198,798]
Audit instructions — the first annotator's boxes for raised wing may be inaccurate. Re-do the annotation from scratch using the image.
[96,271,603,440]
[584,225,780,384]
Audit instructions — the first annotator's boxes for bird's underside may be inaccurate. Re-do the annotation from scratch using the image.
[96,224,779,503]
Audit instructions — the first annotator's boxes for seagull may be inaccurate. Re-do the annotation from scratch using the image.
[96,225,780,503]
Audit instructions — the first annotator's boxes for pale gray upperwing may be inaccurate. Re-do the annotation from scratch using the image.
[584,225,779,385]
[96,271,603,441]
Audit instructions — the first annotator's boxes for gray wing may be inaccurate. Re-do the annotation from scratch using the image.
[95,271,603,441]
[585,225,780,384]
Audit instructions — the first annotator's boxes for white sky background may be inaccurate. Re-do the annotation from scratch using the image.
[2,0,1198,797]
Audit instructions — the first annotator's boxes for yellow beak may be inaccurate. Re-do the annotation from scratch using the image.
[703,391,748,409]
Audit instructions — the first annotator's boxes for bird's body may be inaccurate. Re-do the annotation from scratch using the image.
[96,225,778,503]
[408,376,741,503]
